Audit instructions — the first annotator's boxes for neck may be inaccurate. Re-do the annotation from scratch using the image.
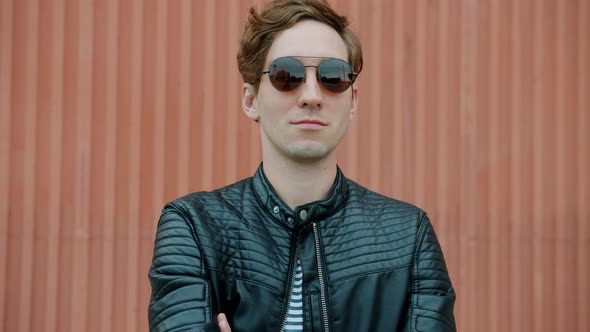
[262,155,338,209]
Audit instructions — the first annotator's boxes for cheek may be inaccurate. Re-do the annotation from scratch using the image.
[258,88,293,112]
[334,99,354,120]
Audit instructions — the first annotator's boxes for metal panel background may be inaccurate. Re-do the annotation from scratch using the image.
[0,0,588,331]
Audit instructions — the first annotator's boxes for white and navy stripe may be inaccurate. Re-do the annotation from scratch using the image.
[284,259,304,331]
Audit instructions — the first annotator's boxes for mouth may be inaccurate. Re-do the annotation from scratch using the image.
[291,119,328,128]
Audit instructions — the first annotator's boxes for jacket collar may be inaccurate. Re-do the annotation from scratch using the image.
[252,163,348,229]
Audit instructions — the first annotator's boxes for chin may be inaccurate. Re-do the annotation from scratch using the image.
[285,144,335,162]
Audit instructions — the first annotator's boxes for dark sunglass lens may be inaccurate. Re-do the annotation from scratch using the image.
[318,58,353,93]
[268,57,305,92]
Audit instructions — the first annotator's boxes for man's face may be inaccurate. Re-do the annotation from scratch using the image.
[242,20,358,163]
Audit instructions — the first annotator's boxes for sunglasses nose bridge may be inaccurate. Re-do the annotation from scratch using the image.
[302,64,319,82]
[301,65,323,90]
[297,66,324,109]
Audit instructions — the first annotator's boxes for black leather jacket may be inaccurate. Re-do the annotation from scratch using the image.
[149,166,456,331]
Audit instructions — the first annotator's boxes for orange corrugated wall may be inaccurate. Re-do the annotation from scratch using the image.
[1,0,588,331]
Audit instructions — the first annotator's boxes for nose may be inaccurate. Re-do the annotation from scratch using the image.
[297,67,323,110]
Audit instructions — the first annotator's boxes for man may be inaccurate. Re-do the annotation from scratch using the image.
[148,0,456,331]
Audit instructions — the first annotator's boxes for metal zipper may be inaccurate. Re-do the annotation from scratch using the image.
[280,247,299,332]
[312,222,329,332]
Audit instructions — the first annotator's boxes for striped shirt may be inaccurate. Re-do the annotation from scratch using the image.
[284,259,303,331]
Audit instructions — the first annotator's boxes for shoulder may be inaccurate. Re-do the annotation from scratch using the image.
[344,178,425,217]
[339,178,430,236]
[164,177,254,218]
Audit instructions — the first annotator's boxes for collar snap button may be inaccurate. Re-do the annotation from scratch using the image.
[287,217,294,224]
[273,206,280,214]
[299,209,308,221]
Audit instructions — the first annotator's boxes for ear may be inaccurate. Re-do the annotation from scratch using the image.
[349,85,359,119]
[242,83,259,122]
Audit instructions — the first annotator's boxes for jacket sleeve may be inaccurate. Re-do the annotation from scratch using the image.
[408,213,456,332]
[148,203,220,332]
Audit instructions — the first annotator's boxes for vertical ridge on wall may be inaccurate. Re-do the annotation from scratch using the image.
[112,0,131,328]
[577,2,589,331]
[177,0,191,196]
[102,0,118,330]
[443,0,462,307]
[0,0,12,329]
[72,0,93,330]
[152,0,167,230]
[163,0,180,204]
[136,0,156,324]
[542,1,558,331]
[21,0,39,330]
[458,0,477,330]
[487,1,502,331]
[509,0,520,330]
[414,0,426,207]
[341,0,360,179]
[368,0,382,190]
[403,0,417,203]
[531,0,544,330]
[187,0,206,211]
[555,1,579,331]
[480,0,493,329]
[201,0,215,190]
[510,0,533,330]
[212,0,228,188]
[422,0,440,218]
[435,0,449,272]
[391,0,404,199]
[139,1,162,331]
[0,0,11,324]
[44,1,65,331]
[502,0,514,327]
[88,1,105,330]
[126,0,143,330]
[230,1,243,182]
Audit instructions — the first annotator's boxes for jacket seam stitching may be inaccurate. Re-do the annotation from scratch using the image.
[167,201,212,323]
[208,268,283,294]
[329,264,412,285]
[411,210,428,332]
[415,311,456,331]
[167,202,207,276]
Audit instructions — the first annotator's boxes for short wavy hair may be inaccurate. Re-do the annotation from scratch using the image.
[237,0,363,89]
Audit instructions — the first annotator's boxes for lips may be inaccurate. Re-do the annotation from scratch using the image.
[292,119,327,126]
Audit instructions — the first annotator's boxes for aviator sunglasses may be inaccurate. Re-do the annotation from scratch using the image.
[262,56,358,93]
